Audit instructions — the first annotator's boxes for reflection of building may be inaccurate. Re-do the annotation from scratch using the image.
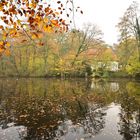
[108,61,119,71]
[89,80,120,93]
[110,82,119,92]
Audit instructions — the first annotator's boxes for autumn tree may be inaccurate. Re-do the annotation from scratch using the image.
[70,23,103,65]
[117,1,140,63]
[0,0,83,56]
[116,38,137,70]
[0,0,85,77]
[116,1,140,76]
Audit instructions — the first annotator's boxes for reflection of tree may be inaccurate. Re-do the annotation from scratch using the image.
[118,92,140,140]
[0,79,107,140]
[80,103,106,135]
[1,78,140,139]
[0,96,106,139]
[52,100,106,140]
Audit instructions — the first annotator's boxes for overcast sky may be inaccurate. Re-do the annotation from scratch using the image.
[0,0,139,45]
[74,0,140,45]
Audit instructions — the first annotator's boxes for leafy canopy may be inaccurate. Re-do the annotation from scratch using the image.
[0,0,82,56]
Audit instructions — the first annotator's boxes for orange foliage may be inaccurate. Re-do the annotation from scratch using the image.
[0,0,83,56]
[0,0,73,56]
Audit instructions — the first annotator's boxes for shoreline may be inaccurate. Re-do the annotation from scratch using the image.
[0,75,139,80]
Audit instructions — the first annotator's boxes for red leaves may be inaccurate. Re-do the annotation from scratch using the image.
[9,6,17,14]
[18,0,21,3]
[28,17,35,24]
[51,20,59,26]
[38,41,44,47]
[0,25,4,30]
[0,0,82,55]
[1,16,7,20]
[28,9,35,16]
[4,20,9,24]
[18,9,23,16]
[45,7,50,13]
[0,0,70,31]
[80,10,83,14]
[0,1,8,6]
[57,1,61,4]
[4,10,9,15]
[58,7,61,10]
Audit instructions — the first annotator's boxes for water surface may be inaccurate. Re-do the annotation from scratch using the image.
[0,78,140,140]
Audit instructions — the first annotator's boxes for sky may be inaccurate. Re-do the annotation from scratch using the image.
[0,0,139,45]
[74,0,140,45]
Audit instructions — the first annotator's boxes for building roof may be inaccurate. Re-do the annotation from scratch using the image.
[79,47,118,61]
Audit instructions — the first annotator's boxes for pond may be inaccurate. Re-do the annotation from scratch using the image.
[0,78,140,140]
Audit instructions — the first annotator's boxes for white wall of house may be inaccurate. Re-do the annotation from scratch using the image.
[91,61,119,72]
[109,61,119,71]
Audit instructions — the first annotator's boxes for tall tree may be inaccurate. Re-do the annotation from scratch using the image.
[71,23,103,65]
[117,1,140,62]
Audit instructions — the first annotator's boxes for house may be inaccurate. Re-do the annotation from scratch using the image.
[80,47,119,72]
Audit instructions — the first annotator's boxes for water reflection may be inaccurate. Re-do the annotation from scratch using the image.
[0,78,140,140]
[118,91,140,140]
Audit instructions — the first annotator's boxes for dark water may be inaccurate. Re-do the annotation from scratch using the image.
[0,78,140,140]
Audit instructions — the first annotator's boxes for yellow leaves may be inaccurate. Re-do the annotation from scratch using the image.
[43,25,53,33]
[0,48,4,53]
[13,22,17,29]
[2,30,7,38]
[31,32,43,39]
[0,41,10,48]
[4,49,11,56]
[38,20,44,29]
[31,33,38,39]
[0,6,3,11]
[59,59,64,65]
[0,41,4,47]
[29,2,37,9]
[9,29,17,37]
[34,16,40,22]
[26,2,29,7]
[44,17,49,23]
[5,42,10,47]
[0,41,4,45]
[17,19,21,25]
[0,2,6,11]
[0,41,11,56]
[0,0,71,57]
